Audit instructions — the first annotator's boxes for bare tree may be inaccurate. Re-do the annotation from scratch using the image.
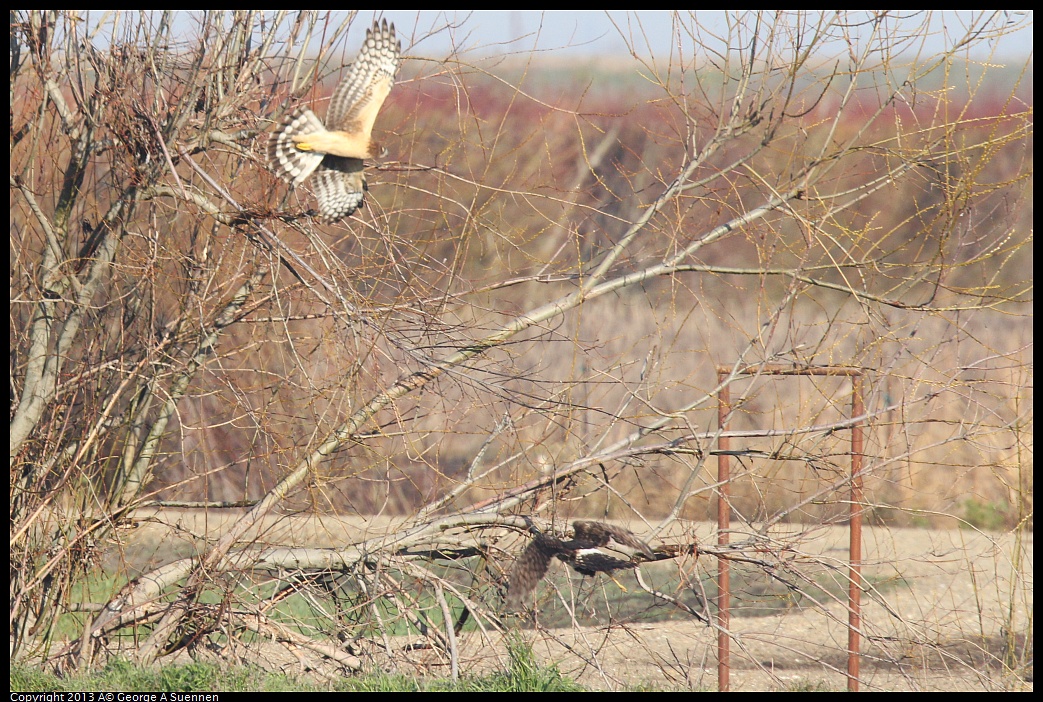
[10,11,1031,687]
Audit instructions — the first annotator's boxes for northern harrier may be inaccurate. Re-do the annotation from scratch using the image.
[505,521,655,610]
[268,19,401,222]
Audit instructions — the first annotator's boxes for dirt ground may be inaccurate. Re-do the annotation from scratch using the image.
[370,524,1032,691]
[128,514,1032,691]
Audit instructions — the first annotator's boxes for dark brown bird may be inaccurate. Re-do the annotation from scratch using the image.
[505,521,654,610]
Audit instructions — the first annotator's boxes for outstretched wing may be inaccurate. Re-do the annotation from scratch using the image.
[505,534,560,610]
[311,156,366,223]
[268,108,326,186]
[572,521,654,558]
[569,549,637,577]
[326,19,401,137]
[267,20,400,223]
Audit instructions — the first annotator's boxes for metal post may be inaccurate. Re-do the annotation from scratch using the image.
[847,374,864,691]
[717,371,731,692]
[713,365,865,692]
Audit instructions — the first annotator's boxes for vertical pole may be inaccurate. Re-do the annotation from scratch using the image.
[847,374,864,691]
[717,372,731,692]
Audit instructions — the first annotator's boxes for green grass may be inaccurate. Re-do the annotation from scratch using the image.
[51,558,490,649]
[49,549,904,660]
[10,639,588,693]
[10,658,309,693]
[782,678,839,691]
[516,560,904,629]
[961,498,1013,531]
[63,557,888,640]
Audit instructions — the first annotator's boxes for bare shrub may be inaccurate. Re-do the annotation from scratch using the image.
[10,10,1031,689]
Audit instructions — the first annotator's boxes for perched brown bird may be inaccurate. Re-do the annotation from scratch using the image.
[505,521,654,610]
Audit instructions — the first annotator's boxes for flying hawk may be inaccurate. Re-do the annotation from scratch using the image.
[505,520,655,610]
[268,19,401,222]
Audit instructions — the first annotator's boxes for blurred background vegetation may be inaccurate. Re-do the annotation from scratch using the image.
[9,11,1031,680]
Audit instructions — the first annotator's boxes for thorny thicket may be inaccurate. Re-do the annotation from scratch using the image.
[10,10,1031,688]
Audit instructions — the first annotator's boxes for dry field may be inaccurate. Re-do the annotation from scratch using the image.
[124,512,1032,691]
[10,13,1030,691]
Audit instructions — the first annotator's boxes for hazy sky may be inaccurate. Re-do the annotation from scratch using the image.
[369,10,1032,61]
[78,11,1032,65]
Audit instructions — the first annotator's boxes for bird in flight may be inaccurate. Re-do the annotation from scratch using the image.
[268,19,401,222]
[505,521,655,610]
